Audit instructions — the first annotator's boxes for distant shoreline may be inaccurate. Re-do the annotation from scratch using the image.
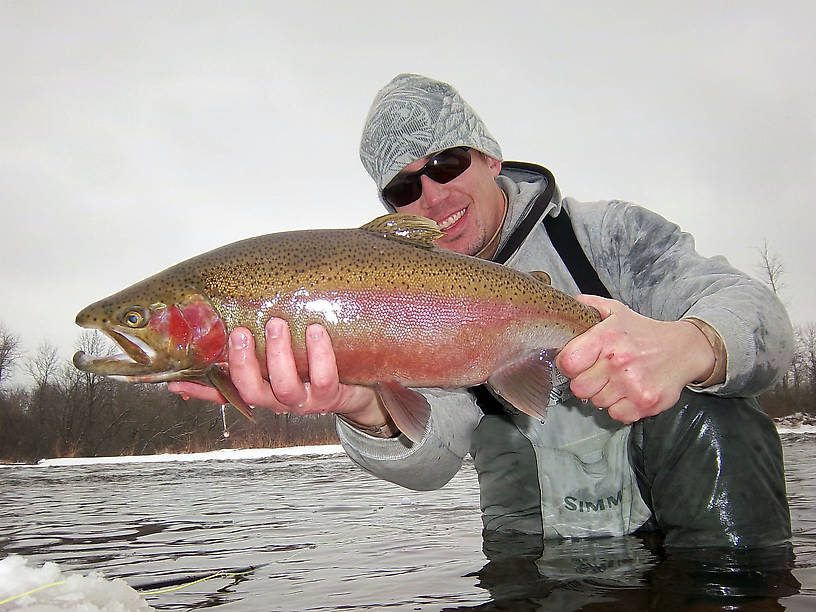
[2,421,814,468]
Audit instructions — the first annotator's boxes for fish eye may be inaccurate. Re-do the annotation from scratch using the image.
[123,309,148,328]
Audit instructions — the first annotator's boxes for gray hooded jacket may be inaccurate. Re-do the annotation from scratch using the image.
[336,165,794,538]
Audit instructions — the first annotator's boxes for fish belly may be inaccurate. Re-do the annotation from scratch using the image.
[263,289,576,389]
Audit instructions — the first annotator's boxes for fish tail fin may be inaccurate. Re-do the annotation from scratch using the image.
[374,381,431,443]
[206,366,256,422]
[487,349,560,423]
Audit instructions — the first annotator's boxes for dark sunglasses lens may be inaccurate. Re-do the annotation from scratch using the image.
[382,147,472,208]
[383,176,422,208]
[426,147,472,183]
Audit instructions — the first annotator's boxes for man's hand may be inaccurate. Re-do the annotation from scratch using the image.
[554,294,717,423]
[168,318,388,428]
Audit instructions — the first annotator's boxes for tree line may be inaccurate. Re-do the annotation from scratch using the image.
[0,327,339,462]
[760,322,816,419]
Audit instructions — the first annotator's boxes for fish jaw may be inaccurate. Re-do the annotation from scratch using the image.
[73,292,228,382]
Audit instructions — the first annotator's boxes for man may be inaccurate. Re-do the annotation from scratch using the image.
[170,74,794,548]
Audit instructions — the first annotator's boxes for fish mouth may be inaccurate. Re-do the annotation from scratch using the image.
[72,328,176,379]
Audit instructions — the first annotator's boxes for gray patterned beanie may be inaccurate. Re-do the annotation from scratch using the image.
[359,73,503,191]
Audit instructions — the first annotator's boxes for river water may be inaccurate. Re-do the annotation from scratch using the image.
[1,432,814,611]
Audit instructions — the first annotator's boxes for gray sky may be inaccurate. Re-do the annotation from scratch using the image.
[2,1,814,388]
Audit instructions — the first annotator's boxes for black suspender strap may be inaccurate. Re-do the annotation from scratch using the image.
[542,210,612,298]
[494,161,611,298]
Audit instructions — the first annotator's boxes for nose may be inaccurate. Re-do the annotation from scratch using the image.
[417,174,450,209]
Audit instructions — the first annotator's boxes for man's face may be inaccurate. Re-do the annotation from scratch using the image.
[391,151,504,256]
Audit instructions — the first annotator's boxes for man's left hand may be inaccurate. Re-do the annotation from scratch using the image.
[554,294,717,423]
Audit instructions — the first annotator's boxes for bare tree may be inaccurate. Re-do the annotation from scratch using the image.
[0,322,22,389]
[756,238,785,296]
[27,341,60,388]
[755,239,795,396]
[797,323,816,390]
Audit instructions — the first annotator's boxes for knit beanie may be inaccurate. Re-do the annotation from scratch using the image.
[359,73,502,191]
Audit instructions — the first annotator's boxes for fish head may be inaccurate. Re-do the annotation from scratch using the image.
[72,285,228,383]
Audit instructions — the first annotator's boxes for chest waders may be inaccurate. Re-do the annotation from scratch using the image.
[470,163,791,547]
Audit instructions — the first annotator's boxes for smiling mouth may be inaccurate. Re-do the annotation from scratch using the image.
[438,208,466,231]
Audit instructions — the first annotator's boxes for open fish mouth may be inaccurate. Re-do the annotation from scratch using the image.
[72,329,171,378]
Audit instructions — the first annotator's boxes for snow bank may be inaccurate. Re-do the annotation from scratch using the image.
[774,412,816,435]
[0,555,152,611]
[22,445,345,468]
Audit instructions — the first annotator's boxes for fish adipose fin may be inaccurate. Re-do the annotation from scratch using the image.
[529,270,552,285]
[487,349,559,422]
[374,380,432,443]
[360,214,443,248]
[207,366,256,422]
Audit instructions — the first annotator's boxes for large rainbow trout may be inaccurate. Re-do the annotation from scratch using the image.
[73,214,600,441]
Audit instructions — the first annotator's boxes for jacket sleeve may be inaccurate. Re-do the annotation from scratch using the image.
[566,199,794,397]
[336,388,481,490]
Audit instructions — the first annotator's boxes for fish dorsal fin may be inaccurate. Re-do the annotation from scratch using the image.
[360,213,443,248]
[529,271,552,285]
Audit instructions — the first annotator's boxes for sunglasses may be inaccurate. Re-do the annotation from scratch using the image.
[382,147,472,208]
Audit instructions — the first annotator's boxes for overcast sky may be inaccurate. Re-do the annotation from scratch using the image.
[1,1,814,388]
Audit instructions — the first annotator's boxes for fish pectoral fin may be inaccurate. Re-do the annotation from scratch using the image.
[487,350,559,423]
[206,366,256,423]
[360,214,443,248]
[374,381,431,443]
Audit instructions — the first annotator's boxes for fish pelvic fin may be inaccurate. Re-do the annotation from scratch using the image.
[487,349,560,423]
[206,366,256,422]
[360,214,443,248]
[374,381,431,443]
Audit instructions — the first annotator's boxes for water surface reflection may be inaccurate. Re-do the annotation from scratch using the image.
[0,435,813,610]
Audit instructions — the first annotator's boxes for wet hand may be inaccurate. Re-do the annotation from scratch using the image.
[168,318,385,424]
[554,295,716,423]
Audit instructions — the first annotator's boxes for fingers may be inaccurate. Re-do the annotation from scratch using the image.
[606,399,639,424]
[555,329,603,379]
[169,320,348,415]
[572,360,671,424]
[226,327,269,405]
[606,388,670,423]
[167,380,227,403]
[256,318,343,414]
[214,320,309,412]
[304,324,341,407]
[555,296,627,378]
[264,318,308,408]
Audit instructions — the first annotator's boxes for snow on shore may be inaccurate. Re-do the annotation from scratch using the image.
[36,444,345,467]
[774,413,816,435]
[0,445,345,468]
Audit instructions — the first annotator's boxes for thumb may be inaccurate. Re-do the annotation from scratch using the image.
[575,293,620,321]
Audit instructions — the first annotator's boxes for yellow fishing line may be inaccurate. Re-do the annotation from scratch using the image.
[0,580,65,606]
[0,567,256,605]
[140,569,255,596]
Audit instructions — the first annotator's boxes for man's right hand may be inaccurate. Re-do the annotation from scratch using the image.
[167,318,390,429]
